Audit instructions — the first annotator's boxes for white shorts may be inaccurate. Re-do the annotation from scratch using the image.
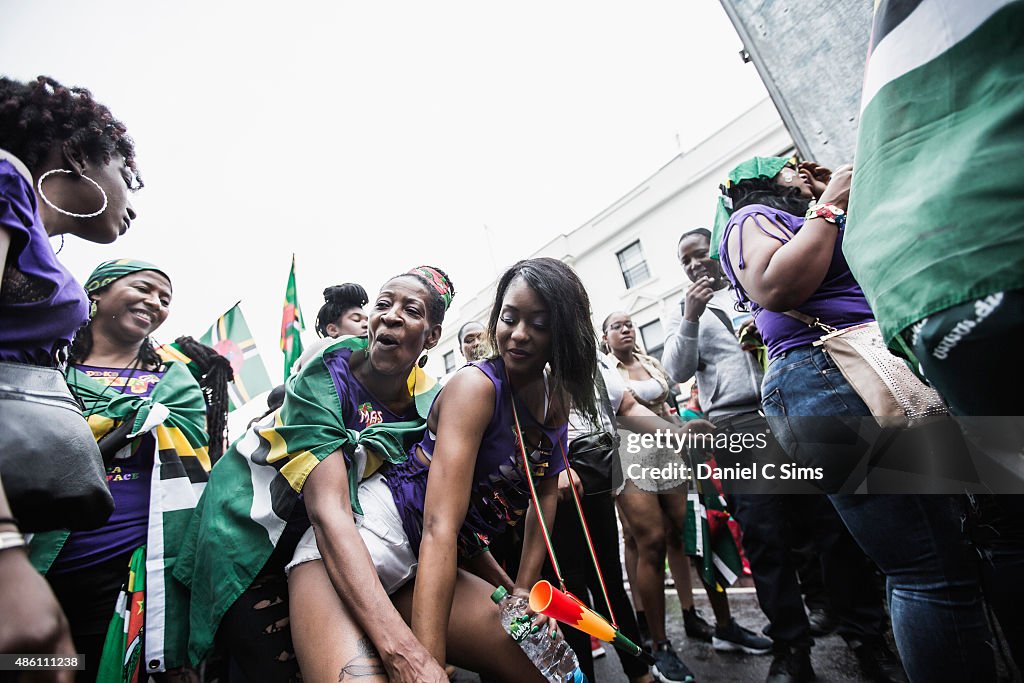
[285,473,418,595]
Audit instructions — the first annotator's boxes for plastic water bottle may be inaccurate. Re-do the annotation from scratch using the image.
[491,586,587,683]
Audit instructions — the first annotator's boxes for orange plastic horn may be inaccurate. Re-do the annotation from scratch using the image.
[530,581,650,662]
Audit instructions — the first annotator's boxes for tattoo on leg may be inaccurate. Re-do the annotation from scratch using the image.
[338,637,384,680]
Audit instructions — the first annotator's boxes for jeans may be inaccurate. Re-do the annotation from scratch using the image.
[906,291,1024,669]
[762,345,995,682]
[714,413,887,651]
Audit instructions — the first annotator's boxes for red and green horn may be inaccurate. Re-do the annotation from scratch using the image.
[530,581,654,665]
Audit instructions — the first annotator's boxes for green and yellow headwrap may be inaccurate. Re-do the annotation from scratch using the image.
[84,258,172,294]
[407,265,454,310]
[710,156,795,259]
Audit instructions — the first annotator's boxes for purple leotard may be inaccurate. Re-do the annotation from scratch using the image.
[385,357,568,558]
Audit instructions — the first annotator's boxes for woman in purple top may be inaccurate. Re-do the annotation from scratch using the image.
[0,75,141,665]
[0,76,141,366]
[718,158,994,681]
[382,258,600,679]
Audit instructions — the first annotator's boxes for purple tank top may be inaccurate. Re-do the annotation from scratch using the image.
[385,357,568,558]
[323,345,418,431]
[51,365,165,574]
[0,160,89,365]
[718,204,874,358]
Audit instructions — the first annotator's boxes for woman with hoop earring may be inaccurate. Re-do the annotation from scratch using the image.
[1,76,141,368]
[0,75,142,666]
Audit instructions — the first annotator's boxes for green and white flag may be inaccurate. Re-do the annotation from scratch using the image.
[846,0,1024,345]
[200,302,274,410]
[31,362,210,672]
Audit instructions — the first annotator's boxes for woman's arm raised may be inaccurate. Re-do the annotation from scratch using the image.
[727,165,852,311]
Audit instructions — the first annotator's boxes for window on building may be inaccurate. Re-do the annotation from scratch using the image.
[640,319,665,360]
[443,350,456,373]
[616,240,651,289]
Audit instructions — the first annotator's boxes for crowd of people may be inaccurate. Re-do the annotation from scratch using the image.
[1,4,1023,681]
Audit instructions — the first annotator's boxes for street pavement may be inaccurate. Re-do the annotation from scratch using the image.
[453,580,876,682]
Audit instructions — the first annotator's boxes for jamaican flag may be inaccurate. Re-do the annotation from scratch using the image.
[846,0,1024,345]
[30,361,209,673]
[174,336,439,665]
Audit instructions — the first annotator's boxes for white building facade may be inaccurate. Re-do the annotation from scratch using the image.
[428,98,793,378]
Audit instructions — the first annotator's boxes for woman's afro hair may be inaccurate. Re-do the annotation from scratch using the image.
[0,75,141,187]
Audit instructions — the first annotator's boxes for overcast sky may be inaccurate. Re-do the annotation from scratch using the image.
[2,1,767,381]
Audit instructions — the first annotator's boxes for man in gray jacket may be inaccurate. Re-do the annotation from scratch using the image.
[662,228,904,683]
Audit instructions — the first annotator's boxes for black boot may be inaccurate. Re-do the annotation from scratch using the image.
[682,606,715,643]
[766,646,815,683]
[850,640,908,683]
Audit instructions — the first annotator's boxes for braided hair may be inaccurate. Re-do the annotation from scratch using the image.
[172,336,233,463]
[0,76,141,187]
[315,283,368,337]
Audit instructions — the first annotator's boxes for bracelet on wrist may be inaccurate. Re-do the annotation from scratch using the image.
[0,516,19,529]
[0,530,27,552]
[805,202,846,230]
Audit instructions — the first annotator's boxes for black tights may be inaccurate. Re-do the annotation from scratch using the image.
[545,493,648,681]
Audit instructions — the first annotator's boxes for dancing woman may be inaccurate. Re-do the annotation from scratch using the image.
[177,266,456,683]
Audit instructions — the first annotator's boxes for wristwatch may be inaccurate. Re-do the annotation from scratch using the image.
[805,203,846,230]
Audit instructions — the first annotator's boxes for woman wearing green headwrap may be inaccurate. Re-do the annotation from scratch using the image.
[715,156,995,682]
[29,259,210,683]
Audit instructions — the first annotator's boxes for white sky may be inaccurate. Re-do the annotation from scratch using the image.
[2,1,767,382]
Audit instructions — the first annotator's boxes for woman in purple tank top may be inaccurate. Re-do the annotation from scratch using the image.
[718,158,996,681]
[381,257,601,680]
[0,76,142,366]
[0,76,142,664]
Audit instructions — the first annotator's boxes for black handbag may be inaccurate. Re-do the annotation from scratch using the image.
[568,429,617,495]
[0,361,114,532]
[568,370,621,496]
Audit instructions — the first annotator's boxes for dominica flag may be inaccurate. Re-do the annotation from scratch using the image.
[200,303,273,410]
[280,254,305,381]
[96,546,146,683]
[685,476,743,592]
[846,0,1024,345]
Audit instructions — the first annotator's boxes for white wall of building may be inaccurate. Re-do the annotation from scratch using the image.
[428,97,792,378]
